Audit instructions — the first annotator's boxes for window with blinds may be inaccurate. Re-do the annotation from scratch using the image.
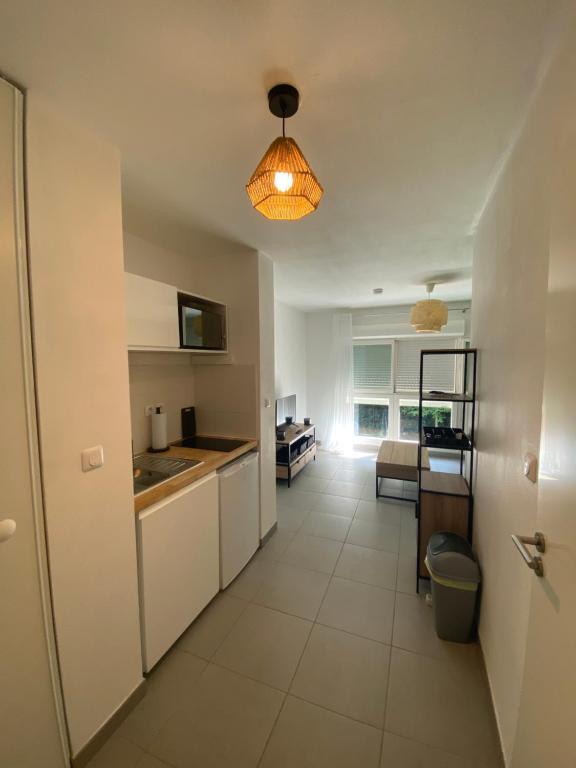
[353,343,392,390]
[395,338,456,392]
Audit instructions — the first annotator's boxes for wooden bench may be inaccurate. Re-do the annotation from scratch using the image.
[375,440,429,502]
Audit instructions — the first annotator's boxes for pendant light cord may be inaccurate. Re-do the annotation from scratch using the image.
[282,113,286,138]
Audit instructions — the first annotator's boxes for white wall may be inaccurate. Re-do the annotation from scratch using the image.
[128,354,196,454]
[258,255,277,537]
[471,29,571,762]
[306,311,336,444]
[274,301,308,421]
[26,95,143,755]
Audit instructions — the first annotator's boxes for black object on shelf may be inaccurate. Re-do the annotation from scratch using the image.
[421,427,472,450]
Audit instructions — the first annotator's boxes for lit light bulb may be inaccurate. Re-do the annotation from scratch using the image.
[274,171,294,192]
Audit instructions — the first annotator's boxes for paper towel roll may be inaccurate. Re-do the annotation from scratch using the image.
[151,411,168,451]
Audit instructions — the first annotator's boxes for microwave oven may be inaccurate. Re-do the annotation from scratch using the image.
[178,292,227,351]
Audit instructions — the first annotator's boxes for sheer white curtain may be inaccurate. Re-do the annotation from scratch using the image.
[325,312,354,454]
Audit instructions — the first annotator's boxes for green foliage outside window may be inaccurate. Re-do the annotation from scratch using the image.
[354,403,389,437]
[400,405,451,441]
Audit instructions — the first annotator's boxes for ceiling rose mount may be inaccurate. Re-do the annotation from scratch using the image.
[246,83,323,221]
[267,84,299,119]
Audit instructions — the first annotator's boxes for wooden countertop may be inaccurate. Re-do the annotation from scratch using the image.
[134,438,258,514]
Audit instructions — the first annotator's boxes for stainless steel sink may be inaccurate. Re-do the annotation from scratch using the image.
[133,454,203,495]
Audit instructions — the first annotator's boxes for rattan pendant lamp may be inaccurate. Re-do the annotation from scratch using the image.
[410,283,449,333]
[246,84,323,220]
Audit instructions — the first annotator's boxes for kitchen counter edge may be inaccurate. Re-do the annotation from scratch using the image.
[134,439,259,514]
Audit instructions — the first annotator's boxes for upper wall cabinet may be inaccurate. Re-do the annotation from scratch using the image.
[125,272,180,350]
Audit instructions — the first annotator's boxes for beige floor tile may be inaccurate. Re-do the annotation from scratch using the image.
[117,651,207,748]
[291,624,390,727]
[400,505,418,531]
[87,736,144,768]
[396,555,418,595]
[277,505,310,532]
[385,648,501,764]
[355,500,403,526]
[213,603,312,690]
[381,731,469,767]
[314,494,358,518]
[304,463,338,480]
[280,533,343,574]
[317,577,395,643]
[136,755,173,768]
[148,664,283,768]
[393,592,483,666]
[326,480,364,499]
[259,696,382,768]
[277,489,320,511]
[335,543,398,590]
[338,457,375,471]
[256,529,295,561]
[178,593,247,659]
[339,468,371,484]
[292,475,331,493]
[399,518,418,555]
[347,519,401,553]
[254,562,330,620]
[360,482,380,501]
[225,558,275,601]
[300,511,352,542]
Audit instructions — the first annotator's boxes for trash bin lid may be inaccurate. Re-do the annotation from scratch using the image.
[426,532,481,585]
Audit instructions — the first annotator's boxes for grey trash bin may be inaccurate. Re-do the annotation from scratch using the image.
[425,532,481,643]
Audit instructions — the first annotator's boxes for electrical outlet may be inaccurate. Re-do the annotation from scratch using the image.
[145,405,155,417]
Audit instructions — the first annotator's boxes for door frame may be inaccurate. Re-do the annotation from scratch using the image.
[10,75,70,762]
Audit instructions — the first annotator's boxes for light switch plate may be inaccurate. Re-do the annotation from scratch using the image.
[82,445,104,472]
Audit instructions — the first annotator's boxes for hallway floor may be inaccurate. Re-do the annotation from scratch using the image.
[89,451,502,768]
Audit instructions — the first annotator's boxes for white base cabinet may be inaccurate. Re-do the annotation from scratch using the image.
[137,473,219,671]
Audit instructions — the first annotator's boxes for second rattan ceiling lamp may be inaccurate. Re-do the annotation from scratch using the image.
[246,84,323,220]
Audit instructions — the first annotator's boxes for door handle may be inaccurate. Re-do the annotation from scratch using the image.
[511,532,545,577]
[0,519,17,543]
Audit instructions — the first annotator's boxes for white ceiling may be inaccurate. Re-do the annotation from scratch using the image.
[0,0,565,308]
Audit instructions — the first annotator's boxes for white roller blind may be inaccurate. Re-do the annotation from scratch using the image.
[353,343,392,389]
[396,338,456,392]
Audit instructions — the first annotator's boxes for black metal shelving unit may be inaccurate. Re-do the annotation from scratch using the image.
[416,348,478,589]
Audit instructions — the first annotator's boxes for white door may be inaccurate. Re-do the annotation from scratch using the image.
[510,109,576,767]
[0,80,69,766]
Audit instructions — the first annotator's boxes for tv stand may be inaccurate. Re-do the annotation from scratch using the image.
[276,423,316,487]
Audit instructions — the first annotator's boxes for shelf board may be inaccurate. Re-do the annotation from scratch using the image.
[420,471,470,497]
[421,392,474,403]
[421,348,477,355]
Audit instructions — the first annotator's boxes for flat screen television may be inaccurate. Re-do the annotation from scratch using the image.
[276,395,296,427]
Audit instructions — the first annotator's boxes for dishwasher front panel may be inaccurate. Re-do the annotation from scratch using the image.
[219,452,260,588]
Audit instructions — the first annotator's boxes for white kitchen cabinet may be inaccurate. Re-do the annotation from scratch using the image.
[125,272,180,349]
[137,473,219,671]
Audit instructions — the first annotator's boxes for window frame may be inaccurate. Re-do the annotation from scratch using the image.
[352,339,395,397]
[353,395,391,443]
[352,337,460,444]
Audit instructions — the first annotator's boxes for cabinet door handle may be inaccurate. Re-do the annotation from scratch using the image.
[511,532,545,577]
